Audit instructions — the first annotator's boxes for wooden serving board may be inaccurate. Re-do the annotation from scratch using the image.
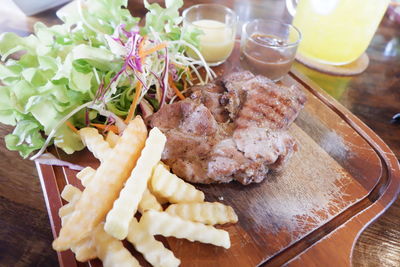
[36,48,400,267]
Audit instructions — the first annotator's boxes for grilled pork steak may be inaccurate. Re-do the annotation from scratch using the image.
[149,71,307,184]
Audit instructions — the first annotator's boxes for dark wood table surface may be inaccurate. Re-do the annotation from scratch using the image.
[0,0,399,266]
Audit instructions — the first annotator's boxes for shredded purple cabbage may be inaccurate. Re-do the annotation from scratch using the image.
[96,24,173,114]
[169,63,178,81]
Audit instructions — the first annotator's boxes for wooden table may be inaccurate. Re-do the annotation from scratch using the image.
[0,0,399,266]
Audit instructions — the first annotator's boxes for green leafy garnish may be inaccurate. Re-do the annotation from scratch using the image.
[0,0,213,159]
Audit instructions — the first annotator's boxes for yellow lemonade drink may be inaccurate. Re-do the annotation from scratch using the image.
[293,0,389,65]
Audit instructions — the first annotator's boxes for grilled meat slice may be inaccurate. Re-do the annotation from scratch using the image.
[148,71,307,185]
[219,72,254,120]
[234,80,307,131]
[207,138,270,184]
[148,99,219,183]
[222,71,256,92]
[150,99,218,137]
[189,81,229,123]
[233,127,297,171]
[222,71,307,130]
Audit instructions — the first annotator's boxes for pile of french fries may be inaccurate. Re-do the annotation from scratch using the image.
[53,116,238,267]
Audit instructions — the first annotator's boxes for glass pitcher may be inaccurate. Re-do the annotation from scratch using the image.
[286,0,390,65]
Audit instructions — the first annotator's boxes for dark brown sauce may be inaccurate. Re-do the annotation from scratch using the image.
[240,34,294,81]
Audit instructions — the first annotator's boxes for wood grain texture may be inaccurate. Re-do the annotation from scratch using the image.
[293,15,400,267]
[39,118,396,267]
[35,50,400,267]
[0,124,59,266]
[352,202,400,267]
[0,196,58,266]
[0,0,399,266]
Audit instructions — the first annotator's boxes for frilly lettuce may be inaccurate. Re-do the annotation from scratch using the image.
[0,0,201,158]
[143,0,183,33]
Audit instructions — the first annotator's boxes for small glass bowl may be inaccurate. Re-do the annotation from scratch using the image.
[183,4,238,66]
[240,19,301,81]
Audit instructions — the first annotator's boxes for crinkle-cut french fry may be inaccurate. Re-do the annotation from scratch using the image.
[93,223,141,267]
[146,162,169,205]
[57,220,97,261]
[105,127,166,240]
[59,185,81,226]
[148,180,169,205]
[138,189,162,214]
[72,236,97,262]
[140,211,231,249]
[159,161,170,171]
[165,202,238,225]
[76,167,96,187]
[61,184,82,203]
[79,127,112,162]
[58,187,97,262]
[106,131,119,148]
[154,194,169,205]
[127,217,180,267]
[53,117,147,251]
[59,204,75,223]
[59,185,82,223]
[151,163,204,203]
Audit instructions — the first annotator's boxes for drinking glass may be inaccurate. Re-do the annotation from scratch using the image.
[287,0,390,65]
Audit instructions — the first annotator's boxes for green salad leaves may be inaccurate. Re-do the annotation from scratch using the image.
[0,0,209,159]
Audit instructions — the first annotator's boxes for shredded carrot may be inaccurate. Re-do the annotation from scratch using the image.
[65,121,78,133]
[169,75,185,100]
[125,81,143,123]
[139,42,167,58]
[183,76,188,91]
[124,37,147,123]
[91,123,119,134]
[138,36,147,58]
[138,37,147,68]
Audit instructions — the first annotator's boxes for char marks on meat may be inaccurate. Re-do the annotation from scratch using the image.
[149,71,307,185]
